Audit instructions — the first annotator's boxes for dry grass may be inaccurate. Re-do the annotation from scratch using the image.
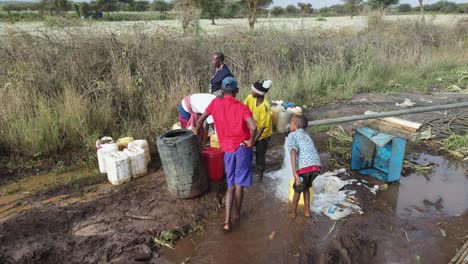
[0,18,466,162]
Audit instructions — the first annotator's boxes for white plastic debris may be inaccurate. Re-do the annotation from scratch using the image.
[396,98,416,108]
[311,169,361,220]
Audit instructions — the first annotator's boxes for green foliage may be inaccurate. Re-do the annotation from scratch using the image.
[240,0,273,29]
[223,1,241,18]
[397,3,412,12]
[151,0,172,12]
[297,2,313,15]
[0,21,466,161]
[271,6,284,16]
[127,1,151,11]
[96,0,119,13]
[367,0,399,10]
[2,2,42,12]
[200,0,224,24]
[285,4,298,15]
[425,1,460,13]
[443,134,468,151]
[342,0,362,17]
[316,16,326,21]
[0,10,43,22]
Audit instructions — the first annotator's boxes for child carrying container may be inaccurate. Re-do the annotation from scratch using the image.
[286,115,321,218]
[244,80,273,182]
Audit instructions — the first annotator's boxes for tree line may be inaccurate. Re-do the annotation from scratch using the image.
[1,0,466,28]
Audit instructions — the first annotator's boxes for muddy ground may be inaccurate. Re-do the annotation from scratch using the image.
[0,92,467,264]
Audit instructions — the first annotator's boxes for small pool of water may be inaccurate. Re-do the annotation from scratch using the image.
[379,153,467,217]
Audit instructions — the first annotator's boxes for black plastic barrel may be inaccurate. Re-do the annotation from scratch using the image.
[157,129,208,198]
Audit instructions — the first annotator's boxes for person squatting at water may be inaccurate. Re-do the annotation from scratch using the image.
[287,115,321,219]
[210,52,234,97]
[244,80,273,182]
[195,77,257,232]
[177,93,216,139]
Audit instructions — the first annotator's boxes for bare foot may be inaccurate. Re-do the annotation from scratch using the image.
[304,212,311,218]
[289,212,297,219]
[233,213,240,222]
[222,223,231,232]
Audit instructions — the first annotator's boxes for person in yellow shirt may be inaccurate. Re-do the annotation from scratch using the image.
[244,79,273,182]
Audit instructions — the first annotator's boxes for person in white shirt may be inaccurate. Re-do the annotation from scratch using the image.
[177,93,215,131]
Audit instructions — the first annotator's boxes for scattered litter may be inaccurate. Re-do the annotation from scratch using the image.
[312,169,362,220]
[395,98,416,108]
[268,231,276,240]
[440,228,447,237]
[379,184,388,191]
[153,237,175,250]
[402,160,437,175]
[419,98,433,103]
[325,221,337,239]
[402,229,411,242]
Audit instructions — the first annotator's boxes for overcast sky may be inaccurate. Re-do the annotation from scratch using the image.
[273,0,468,8]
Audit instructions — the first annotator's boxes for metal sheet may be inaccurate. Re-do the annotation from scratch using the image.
[356,127,395,147]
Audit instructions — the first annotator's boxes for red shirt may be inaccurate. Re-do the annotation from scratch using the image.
[205,96,253,152]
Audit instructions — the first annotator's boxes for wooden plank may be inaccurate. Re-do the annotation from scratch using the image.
[450,240,468,264]
[365,111,422,132]
[456,246,468,264]
[357,120,419,141]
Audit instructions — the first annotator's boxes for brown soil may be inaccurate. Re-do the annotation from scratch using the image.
[0,92,467,263]
[0,171,221,263]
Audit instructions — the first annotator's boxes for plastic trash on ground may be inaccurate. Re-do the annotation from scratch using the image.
[311,169,362,220]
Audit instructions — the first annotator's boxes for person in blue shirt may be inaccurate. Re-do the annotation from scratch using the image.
[210,52,234,97]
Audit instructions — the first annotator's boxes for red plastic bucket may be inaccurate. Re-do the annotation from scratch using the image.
[202,147,224,182]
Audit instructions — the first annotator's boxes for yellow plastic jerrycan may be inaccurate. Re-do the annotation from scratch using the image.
[117,137,134,151]
[288,179,314,207]
[210,133,220,148]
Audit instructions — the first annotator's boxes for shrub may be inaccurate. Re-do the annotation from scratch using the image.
[0,20,466,160]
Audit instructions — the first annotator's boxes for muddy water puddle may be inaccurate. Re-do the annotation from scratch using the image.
[161,178,323,264]
[378,153,467,217]
[161,145,466,263]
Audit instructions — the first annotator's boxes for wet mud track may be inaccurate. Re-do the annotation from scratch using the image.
[0,92,467,263]
[0,171,221,263]
[160,142,467,264]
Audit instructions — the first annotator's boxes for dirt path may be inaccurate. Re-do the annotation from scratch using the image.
[0,92,466,263]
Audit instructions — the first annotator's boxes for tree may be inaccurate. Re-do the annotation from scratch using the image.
[152,0,172,12]
[128,1,150,11]
[367,0,399,12]
[397,3,411,12]
[54,0,72,15]
[200,0,224,25]
[418,0,425,21]
[97,0,118,13]
[285,4,298,15]
[173,0,200,33]
[241,0,273,30]
[80,2,93,15]
[223,1,241,18]
[271,6,284,16]
[342,0,362,18]
[297,2,313,15]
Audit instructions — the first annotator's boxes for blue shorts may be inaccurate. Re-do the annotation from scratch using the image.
[224,145,253,187]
